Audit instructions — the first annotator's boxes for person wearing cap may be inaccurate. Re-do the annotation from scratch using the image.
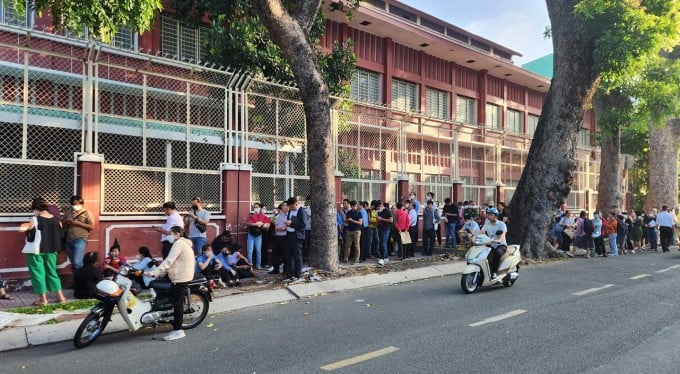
[145,226,195,341]
[477,207,507,280]
[458,213,480,249]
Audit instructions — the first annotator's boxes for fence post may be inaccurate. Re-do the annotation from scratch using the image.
[77,154,104,253]
[452,180,464,203]
[335,171,344,209]
[495,182,505,205]
[221,163,252,246]
[397,175,409,203]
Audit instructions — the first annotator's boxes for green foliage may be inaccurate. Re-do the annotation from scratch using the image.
[8,299,98,314]
[575,0,680,89]
[337,148,361,196]
[28,0,162,41]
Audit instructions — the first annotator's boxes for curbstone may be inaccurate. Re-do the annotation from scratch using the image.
[0,326,28,352]
[211,289,297,314]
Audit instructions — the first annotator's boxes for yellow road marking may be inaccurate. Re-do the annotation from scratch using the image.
[468,309,527,327]
[320,346,400,371]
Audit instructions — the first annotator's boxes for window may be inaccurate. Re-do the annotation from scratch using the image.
[485,103,500,129]
[426,88,449,119]
[507,109,523,134]
[111,25,136,50]
[1,0,33,27]
[527,114,540,137]
[161,16,210,63]
[350,69,382,103]
[391,79,418,112]
[456,96,476,125]
[578,129,591,147]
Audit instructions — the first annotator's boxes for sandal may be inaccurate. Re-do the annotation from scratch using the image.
[0,294,15,300]
[57,298,67,304]
[32,300,47,306]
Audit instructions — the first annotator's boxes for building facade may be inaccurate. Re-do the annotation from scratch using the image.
[0,0,599,279]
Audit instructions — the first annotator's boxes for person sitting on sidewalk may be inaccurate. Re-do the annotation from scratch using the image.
[0,276,14,300]
[458,214,480,249]
[102,242,126,278]
[195,244,227,288]
[73,251,103,299]
[215,245,241,287]
[227,244,256,279]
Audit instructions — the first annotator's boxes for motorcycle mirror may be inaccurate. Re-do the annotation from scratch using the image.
[495,230,503,235]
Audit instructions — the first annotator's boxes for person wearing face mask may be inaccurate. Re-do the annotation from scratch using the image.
[62,195,94,277]
[153,202,184,259]
[406,199,418,257]
[245,203,270,270]
[408,192,421,214]
[185,196,211,256]
[131,246,157,288]
[145,226,195,341]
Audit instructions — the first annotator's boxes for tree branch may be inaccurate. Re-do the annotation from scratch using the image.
[288,0,322,35]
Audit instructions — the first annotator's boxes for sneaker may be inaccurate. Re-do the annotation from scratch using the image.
[631,250,636,254]
[491,273,498,280]
[565,251,574,258]
[377,259,384,266]
[267,266,274,272]
[163,330,185,341]
[283,277,298,283]
[384,258,389,264]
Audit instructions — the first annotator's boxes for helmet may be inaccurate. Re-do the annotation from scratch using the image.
[486,207,499,216]
[463,213,472,220]
[95,279,122,298]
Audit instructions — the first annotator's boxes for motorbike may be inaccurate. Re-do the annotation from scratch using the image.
[460,233,520,294]
[73,264,215,348]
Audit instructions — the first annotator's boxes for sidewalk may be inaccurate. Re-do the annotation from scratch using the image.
[0,252,467,352]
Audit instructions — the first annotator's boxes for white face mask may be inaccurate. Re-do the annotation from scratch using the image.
[135,254,142,261]
[72,204,82,211]
[254,207,261,213]
[168,235,176,244]
[409,195,415,200]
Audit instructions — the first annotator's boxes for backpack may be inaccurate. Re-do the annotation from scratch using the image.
[584,219,594,235]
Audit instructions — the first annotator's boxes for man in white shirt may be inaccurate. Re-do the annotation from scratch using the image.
[153,202,185,259]
[656,205,675,252]
[407,199,418,257]
[458,214,480,248]
[477,207,507,280]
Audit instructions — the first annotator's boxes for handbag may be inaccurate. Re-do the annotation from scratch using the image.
[399,231,412,245]
[193,211,207,233]
[22,216,41,254]
[563,227,575,239]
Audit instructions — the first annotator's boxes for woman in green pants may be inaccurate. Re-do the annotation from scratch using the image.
[26,198,66,306]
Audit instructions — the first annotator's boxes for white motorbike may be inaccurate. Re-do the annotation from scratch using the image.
[460,233,521,294]
[73,264,215,348]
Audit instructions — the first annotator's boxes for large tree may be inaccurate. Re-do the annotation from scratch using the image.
[507,0,680,258]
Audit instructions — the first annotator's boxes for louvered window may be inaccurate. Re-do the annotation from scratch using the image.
[426,88,449,119]
[456,96,476,125]
[507,109,522,134]
[391,79,418,112]
[485,103,500,129]
[527,114,539,137]
[2,1,33,27]
[579,129,591,147]
[161,16,209,63]
[350,69,381,103]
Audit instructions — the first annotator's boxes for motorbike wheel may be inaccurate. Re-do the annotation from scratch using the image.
[461,273,480,294]
[181,291,209,329]
[504,266,519,287]
[73,309,110,349]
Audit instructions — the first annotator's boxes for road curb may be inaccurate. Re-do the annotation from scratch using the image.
[0,261,466,352]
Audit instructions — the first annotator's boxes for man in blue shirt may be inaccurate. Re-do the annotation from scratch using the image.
[214,247,239,286]
[359,201,370,262]
[422,200,440,256]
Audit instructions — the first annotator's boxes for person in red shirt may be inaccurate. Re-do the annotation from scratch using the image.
[245,203,271,270]
[392,202,410,260]
[103,242,126,277]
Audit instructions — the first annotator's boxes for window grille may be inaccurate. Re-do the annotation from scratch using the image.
[350,69,382,103]
[426,88,449,119]
[527,114,539,137]
[112,25,135,50]
[456,96,476,125]
[507,109,522,134]
[161,16,209,63]
[485,103,500,129]
[391,79,418,112]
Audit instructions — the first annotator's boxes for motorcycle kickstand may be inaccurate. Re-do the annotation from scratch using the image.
[152,323,159,340]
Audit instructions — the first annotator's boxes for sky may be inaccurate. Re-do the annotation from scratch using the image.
[400,0,553,65]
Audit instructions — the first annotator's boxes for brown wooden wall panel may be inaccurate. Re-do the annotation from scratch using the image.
[393,43,420,74]
[507,82,525,105]
[425,55,450,83]
[527,89,546,109]
[320,20,343,49]
[487,75,504,99]
[350,27,384,64]
[456,65,478,91]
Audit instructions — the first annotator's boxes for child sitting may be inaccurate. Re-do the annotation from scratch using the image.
[103,242,127,278]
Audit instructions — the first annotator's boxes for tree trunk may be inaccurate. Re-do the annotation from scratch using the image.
[506,0,599,258]
[594,91,627,214]
[255,0,339,272]
[645,119,680,211]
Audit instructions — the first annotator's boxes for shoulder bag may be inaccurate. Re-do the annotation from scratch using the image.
[22,216,41,254]
[194,210,207,233]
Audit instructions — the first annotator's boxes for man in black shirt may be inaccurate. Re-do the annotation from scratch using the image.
[343,201,363,264]
[376,202,393,265]
[442,198,459,249]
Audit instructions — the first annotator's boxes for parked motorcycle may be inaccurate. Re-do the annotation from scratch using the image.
[460,233,520,294]
[73,264,214,348]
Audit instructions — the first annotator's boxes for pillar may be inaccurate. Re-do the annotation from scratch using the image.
[495,182,505,204]
[397,175,409,203]
[335,171,344,209]
[585,189,591,213]
[221,163,252,245]
[77,154,104,253]
[452,180,464,203]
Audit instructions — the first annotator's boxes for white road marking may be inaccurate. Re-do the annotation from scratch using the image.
[572,284,614,296]
[670,265,680,269]
[320,346,400,371]
[630,274,651,280]
[657,268,672,273]
[468,309,528,327]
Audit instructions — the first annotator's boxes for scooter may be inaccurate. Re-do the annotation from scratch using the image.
[460,233,521,294]
[73,264,215,348]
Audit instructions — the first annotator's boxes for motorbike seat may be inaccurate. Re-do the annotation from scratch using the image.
[187,273,207,286]
[500,245,519,262]
[149,279,172,291]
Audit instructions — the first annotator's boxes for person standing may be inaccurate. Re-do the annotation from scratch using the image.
[24,198,67,305]
[366,200,380,259]
[393,202,410,259]
[604,212,619,256]
[343,201,363,264]
[146,226,195,341]
[376,202,393,265]
[270,201,289,275]
[442,198,459,249]
[629,211,643,252]
[358,201,370,262]
[656,205,675,252]
[185,196,210,256]
[422,200,440,256]
[408,192,421,213]
[644,209,658,251]
[63,195,94,276]
[153,202,184,259]
[245,203,270,269]
[591,211,606,257]
[406,200,418,257]
[559,210,575,257]
[284,197,306,281]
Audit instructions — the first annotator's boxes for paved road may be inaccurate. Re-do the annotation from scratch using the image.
[3,251,680,374]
